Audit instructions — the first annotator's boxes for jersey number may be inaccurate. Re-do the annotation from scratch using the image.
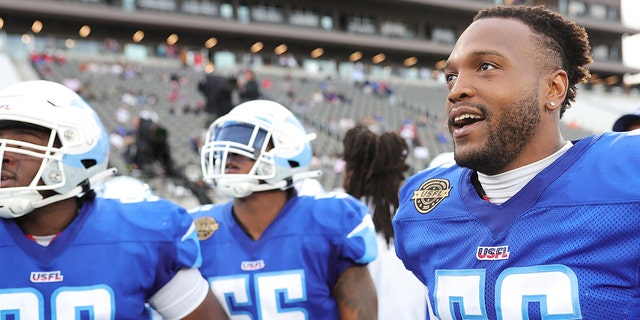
[210,270,308,320]
[434,265,581,320]
[0,285,114,319]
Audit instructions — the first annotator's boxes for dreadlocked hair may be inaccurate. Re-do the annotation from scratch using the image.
[474,5,592,118]
[342,125,410,246]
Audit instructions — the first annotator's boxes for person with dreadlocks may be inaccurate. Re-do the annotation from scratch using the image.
[393,5,640,318]
[342,125,434,319]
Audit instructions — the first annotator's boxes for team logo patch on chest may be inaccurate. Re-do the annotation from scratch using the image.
[194,216,219,241]
[411,178,451,214]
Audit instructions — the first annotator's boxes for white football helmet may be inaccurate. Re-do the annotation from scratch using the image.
[201,100,320,198]
[0,80,114,218]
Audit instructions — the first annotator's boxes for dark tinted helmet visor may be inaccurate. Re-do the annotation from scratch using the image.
[214,122,268,151]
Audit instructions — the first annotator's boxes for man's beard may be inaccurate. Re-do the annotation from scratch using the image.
[454,90,541,175]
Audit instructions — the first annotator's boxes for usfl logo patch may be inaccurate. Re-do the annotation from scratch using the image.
[194,216,219,241]
[411,178,451,214]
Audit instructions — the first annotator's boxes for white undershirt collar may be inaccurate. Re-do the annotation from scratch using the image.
[478,141,573,205]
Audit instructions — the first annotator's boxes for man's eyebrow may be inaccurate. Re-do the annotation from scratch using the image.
[444,50,506,70]
[471,50,505,58]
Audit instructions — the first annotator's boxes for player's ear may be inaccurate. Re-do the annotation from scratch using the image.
[545,69,568,111]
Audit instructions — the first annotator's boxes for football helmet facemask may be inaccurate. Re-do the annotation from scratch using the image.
[201,100,319,198]
[0,80,114,218]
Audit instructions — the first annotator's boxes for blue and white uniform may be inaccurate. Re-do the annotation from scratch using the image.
[393,132,640,319]
[0,197,203,319]
[190,192,378,319]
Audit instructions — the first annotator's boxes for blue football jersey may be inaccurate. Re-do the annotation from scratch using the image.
[0,197,202,319]
[190,191,378,319]
[393,132,640,319]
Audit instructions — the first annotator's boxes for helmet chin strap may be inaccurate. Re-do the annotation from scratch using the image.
[292,170,322,182]
[250,180,289,193]
[219,170,323,198]
[0,167,117,219]
[32,167,117,209]
[219,180,288,198]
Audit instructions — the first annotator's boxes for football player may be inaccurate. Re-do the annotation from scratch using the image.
[190,100,379,319]
[393,5,640,319]
[0,80,227,319]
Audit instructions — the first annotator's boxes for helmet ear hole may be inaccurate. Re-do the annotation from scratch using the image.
[288,160,300,168]
[81,159,97,169]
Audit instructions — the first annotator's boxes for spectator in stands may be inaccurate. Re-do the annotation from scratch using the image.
[121,129,138,172]
[374,81,393,97]
[121,90,138,107]
[311,89,324,106]
[114,104,132,129]
[168,75,183,104]
[30,50,54,76]
[359,113,385,134]
[399,118,419,148]
[338,115,356,132]
[133,106,178,177]
[612,108,640,132]
[279,53,298,68]
[54,49,67,64]
[352,62,366,88]
[190,100,378,319]
[341,125,433,320]
[237,69,260,103]
[197,73,233,129]
[132,107,157,173]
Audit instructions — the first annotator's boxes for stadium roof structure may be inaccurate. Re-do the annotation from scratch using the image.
[0,0,638,88]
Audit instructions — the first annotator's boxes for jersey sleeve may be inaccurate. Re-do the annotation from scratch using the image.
[153,201,204,292]
[328,193,378,268]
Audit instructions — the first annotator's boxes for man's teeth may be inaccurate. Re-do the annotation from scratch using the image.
[454,114,482,123]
